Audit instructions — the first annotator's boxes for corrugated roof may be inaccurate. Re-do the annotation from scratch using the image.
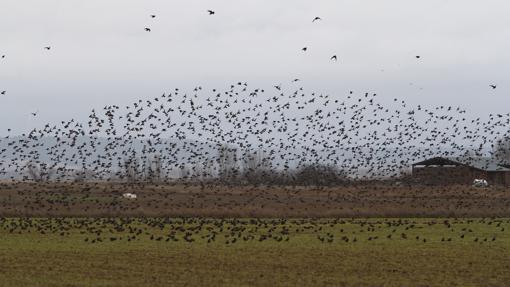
[413,156,510,172]
[448,157,510,172]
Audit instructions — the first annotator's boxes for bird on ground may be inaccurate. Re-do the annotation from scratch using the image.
[0,80,509,219]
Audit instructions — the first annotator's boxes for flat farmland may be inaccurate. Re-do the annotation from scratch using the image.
[0,217,509,286]
[0,182,509,217]
[1,183,509,286]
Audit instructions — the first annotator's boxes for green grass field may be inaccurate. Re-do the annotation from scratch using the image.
[0,218,509,286]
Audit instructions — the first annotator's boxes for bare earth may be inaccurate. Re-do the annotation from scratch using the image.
[1,182,509,217]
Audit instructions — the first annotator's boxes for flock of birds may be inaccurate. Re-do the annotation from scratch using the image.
[0,217,506,245]
[1,179,509,218]
[141,12,338,62]
[0,81,508,185]
[1,9,509,286]
[0,82,510,186]
[6,9,502,97]
[0,8,507,187]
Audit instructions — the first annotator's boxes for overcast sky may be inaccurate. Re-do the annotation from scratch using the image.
[0,0,509,134]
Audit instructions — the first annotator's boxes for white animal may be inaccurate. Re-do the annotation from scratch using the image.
[472,179,488,188]
[122,193,137,199]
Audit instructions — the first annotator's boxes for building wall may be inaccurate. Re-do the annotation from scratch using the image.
[487,171,510,186]
[412,166,487,185]
[413,166,510,186]
[488,172,502,185]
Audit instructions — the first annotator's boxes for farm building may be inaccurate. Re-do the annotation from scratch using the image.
[411,157,510,186]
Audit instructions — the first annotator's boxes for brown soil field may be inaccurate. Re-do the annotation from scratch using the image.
[0,182,509,217]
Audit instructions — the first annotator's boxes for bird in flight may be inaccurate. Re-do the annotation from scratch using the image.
[292,79,300,82]
[274,84,282,91]
[150,15,156,18]
[490,84,497,89]
[302,47,308,52]
[207,10,215,15]
[312,16,322,22]
[1,91,6,95]
[416,55,421,59]
[330,55,337,61]
[145,27,151,32]
[30,111,38,117]
[1,55,5,59]
[44,46,51,50]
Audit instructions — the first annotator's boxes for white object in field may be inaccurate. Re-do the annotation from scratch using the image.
[122,193,137,199]
[472,179,488,188]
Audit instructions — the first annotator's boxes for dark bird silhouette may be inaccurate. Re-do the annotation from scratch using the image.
[302,47,308,52]
[144,28,151,32]
[0,80,509,221]
[490,84,497,89]
[416,56,420,59]
[150,15,156,18]
[312,16,322,22]
[330,55,337,61]
[44,46,51,50]
[207,10,215,15]
[0,91,5,95]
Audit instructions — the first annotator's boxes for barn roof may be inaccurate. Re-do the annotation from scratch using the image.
[413,156,510,172]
